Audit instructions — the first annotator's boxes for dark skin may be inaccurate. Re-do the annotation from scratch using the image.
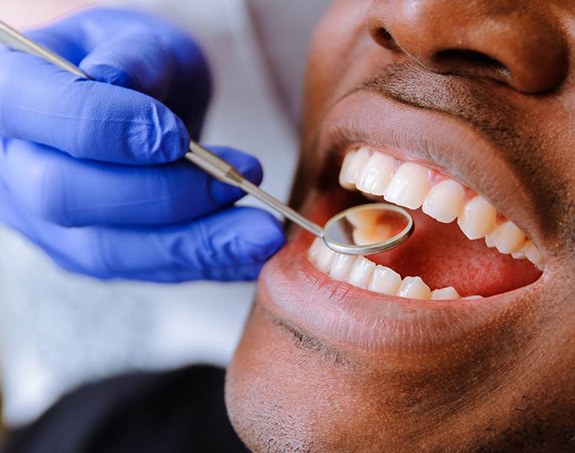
[226,0,575,451]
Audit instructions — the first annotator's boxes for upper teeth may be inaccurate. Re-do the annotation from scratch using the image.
[422,179,465,223]
[338,147,544,269]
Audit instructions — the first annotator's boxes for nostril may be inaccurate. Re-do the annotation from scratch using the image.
[433,49,511,80]
[373,27,400,51]
[435,49,507,72]
[376,28,393,42]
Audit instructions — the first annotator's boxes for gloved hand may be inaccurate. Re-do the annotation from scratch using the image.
[0,8,285,283]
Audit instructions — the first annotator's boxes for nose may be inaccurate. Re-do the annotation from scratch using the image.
[368,0,568,93]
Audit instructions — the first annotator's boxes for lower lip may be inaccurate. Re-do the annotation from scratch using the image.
[257,231,539,352]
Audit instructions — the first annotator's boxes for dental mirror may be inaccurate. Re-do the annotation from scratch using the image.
[0,19,415,256]
[322,203,414,255]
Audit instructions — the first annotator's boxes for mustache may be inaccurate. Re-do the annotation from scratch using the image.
[354,60,521,153]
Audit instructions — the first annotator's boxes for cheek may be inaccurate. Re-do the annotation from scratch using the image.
[303,0,371,136]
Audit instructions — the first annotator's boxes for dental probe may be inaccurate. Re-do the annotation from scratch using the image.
[0,19,414,256]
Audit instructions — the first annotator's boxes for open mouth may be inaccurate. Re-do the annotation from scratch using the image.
[307,145,543,301]
[257,91,547,350]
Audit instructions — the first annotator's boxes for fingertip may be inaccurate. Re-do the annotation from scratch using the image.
[201,147,266,207]
[78,91,190,164]
[227,208,286,262]
[192,208,285,282]
[172,114,192,160]
[124,98,190,163]
[208,146,264,185]
[240,155,264,186]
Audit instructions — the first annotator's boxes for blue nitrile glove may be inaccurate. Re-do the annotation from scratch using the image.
[0,8,285,282]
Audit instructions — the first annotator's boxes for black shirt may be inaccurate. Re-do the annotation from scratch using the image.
[4,366,249,453]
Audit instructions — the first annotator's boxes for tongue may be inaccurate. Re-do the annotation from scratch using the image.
[368,209,541,297]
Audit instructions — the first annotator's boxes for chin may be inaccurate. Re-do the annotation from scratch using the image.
[226,276,574,452]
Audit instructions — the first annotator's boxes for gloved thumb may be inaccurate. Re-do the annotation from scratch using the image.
[186,207,286,281]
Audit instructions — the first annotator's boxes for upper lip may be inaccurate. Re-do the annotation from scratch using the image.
[314,89,546,253]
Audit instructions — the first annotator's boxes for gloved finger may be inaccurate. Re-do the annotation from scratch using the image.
[0,184,285,282]
[78,27,210,139]
[90,207,285,282]
[0,51,188,164]
[1,141,263,226]
[27,8,211,137]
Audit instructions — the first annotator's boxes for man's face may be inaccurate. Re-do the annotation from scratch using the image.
[227,0,575,450]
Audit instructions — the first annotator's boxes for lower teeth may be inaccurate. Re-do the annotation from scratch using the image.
[308,238,480,301]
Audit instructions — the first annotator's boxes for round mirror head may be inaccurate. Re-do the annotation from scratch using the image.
[322,203,414,256]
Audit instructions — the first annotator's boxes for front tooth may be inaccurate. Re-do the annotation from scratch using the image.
[397,276,431,300]
[317,242,337,273]
[368,266,402,295]
[457,197,497,240]
[385,162,431,209]
[521,241,544,268]
[308,238,323,263]
[330,253,356,281]
[356,153,396,196]
[511,250,526,260]
[485,221,526,254]
[339,153,357,190]
[422,179,465,223]
[431,287,461,300]
[485,235,495,248]
[384,162,431,209]
[348,257,376,288]
[339,147,371,189]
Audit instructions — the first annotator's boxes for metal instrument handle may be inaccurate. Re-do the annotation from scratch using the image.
[185,144,323,238]
[0,20,89,79]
